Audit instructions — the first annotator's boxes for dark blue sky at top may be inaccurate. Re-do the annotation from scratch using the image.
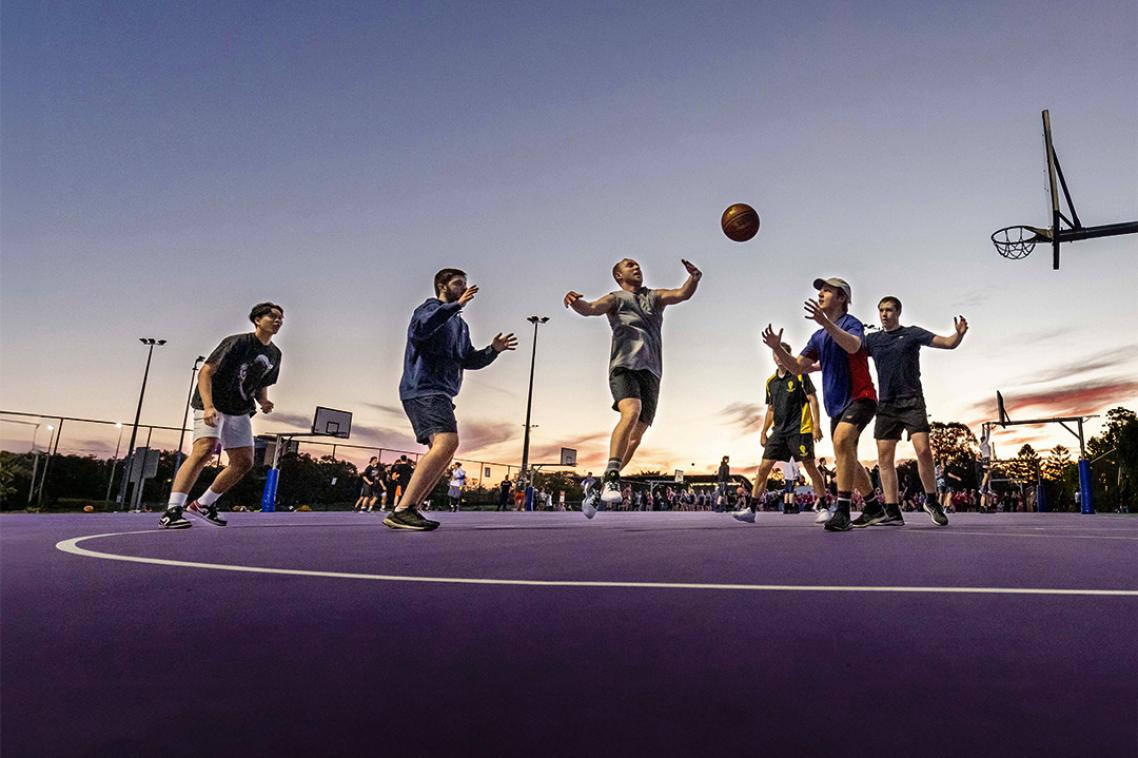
[2,0,1135,462]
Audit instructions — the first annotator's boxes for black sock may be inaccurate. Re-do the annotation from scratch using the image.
[925,492,938,506]
[885,502,900,515]
[836,491,852,515]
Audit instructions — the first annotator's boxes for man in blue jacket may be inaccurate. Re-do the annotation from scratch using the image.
[385,268,517,531]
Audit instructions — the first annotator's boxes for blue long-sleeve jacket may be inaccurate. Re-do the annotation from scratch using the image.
[398,298,498,400]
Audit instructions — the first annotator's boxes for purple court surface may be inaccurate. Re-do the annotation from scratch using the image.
[3,510,1136,757]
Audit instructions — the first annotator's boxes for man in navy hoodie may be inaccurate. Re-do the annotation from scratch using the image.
[384,268,517,531]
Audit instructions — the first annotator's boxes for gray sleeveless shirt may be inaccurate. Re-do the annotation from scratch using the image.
[607,288,664,377]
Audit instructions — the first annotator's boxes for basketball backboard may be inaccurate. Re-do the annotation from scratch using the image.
[560,447,577,466]
[991,110,1137,269]
[313,406,352,438]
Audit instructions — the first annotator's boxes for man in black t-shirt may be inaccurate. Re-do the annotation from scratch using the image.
[160,302,284,529]
[390,456,415,507]
[864,296,967,527]
[356,457,384,513]
[731,343,828,524]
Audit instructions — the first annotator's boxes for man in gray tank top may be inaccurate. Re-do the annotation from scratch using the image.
[564,257,702,516]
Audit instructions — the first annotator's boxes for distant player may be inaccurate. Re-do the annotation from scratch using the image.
[448,461,466,512]
[385,269,517,531]
[763,277,881,532]
[356,456,383,512]
[565,258,702,519]
[731,342,828,524]
[160,302,283,529]
[865,296,967,526]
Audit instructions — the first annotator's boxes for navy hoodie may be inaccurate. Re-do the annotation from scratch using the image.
[399,298,498,400]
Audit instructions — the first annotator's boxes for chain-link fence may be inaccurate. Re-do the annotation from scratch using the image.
[1,410,522,511]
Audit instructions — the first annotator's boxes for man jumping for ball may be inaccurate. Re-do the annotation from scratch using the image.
[763,277,881,532]
[386,268,517,531]
[160,302,284,529]
[865,296,967,527]
[565,258,702,518]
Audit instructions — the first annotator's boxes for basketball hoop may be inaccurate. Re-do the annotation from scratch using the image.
[991,225,1048,260]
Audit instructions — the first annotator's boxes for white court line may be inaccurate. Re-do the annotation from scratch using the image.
[54,531,1138,598]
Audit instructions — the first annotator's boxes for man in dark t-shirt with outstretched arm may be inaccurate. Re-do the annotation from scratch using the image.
[160,302,283,529]
[866,296,967,527]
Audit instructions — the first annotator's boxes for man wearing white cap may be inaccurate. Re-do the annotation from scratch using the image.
[762,277,881,531]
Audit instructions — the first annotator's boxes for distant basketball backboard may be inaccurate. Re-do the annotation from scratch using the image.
[560,447,577,467]
[992,110,1137,270]
[313,406,352,438]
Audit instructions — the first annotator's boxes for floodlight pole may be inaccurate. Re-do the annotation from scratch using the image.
[519,316,549,491]
[118,338,165,510]
[173,356,206,476]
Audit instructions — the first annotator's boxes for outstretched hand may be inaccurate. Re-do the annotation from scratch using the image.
[954,315,969,336]
[803,299,832,327]
[681,259,702,280]
[761,324,783,351]
[458,285,479,307]
[491,332,518,353]
[563,291,583,309]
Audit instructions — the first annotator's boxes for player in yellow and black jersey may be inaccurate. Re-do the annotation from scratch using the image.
[731,342,830,524]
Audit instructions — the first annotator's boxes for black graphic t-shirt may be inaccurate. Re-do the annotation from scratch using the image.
[362,465,381,486]
[192,333,282,416]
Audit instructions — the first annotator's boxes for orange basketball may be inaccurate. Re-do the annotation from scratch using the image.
[721,203,760,242]
[83,505,94,513]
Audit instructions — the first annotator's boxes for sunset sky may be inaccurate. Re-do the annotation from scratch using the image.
[3,1,1136,478]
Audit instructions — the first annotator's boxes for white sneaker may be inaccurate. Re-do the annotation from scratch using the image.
[582,493,598,520]
[600,478,623,504]
[730,508,756,524]
[815,506,834,524]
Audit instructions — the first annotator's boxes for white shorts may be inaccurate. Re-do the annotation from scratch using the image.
[192,410,254,450]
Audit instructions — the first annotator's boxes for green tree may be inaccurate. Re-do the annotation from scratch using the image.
[930,422,978,487]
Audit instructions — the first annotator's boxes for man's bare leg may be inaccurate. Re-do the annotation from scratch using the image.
[621,420,649,469]
[877,439,899,503]
[396,432,458,511]
[609,399,642,462]
[732,458,776,523]
[170,437,217,497]
[829,422,882,530]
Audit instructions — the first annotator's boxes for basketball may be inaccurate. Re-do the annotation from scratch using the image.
[83,505,94,513]
[721,203,760,242]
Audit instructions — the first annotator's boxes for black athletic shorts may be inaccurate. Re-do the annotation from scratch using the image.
[402,395,458,445]
[874,396,930,440]
[609,368,660,426]
[830,398,877,436]
[763,432,815,462]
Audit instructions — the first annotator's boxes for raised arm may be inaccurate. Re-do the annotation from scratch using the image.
[929,316,969,349]
[804,299,862,354]
[564,291,617,317]
[656,259,703,306]
[761,325,816,375]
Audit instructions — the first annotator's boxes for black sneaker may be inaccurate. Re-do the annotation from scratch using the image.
[159,506,191,530]
[851,502,887,528]
[923,501,949,526]
[185,499,227,527]
[878,507,905,526]
[824,509,853,532]
[383,507,439,531]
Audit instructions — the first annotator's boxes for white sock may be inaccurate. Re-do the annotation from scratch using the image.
[168,492,188,508]
[198,488,222,507]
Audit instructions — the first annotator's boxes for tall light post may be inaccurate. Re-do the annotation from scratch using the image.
[104,422,125,504]
[119,338,166,510]
[519,316,549,489]
[173,356,206,475]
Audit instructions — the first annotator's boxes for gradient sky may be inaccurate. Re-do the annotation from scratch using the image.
[3,0,1136,476]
